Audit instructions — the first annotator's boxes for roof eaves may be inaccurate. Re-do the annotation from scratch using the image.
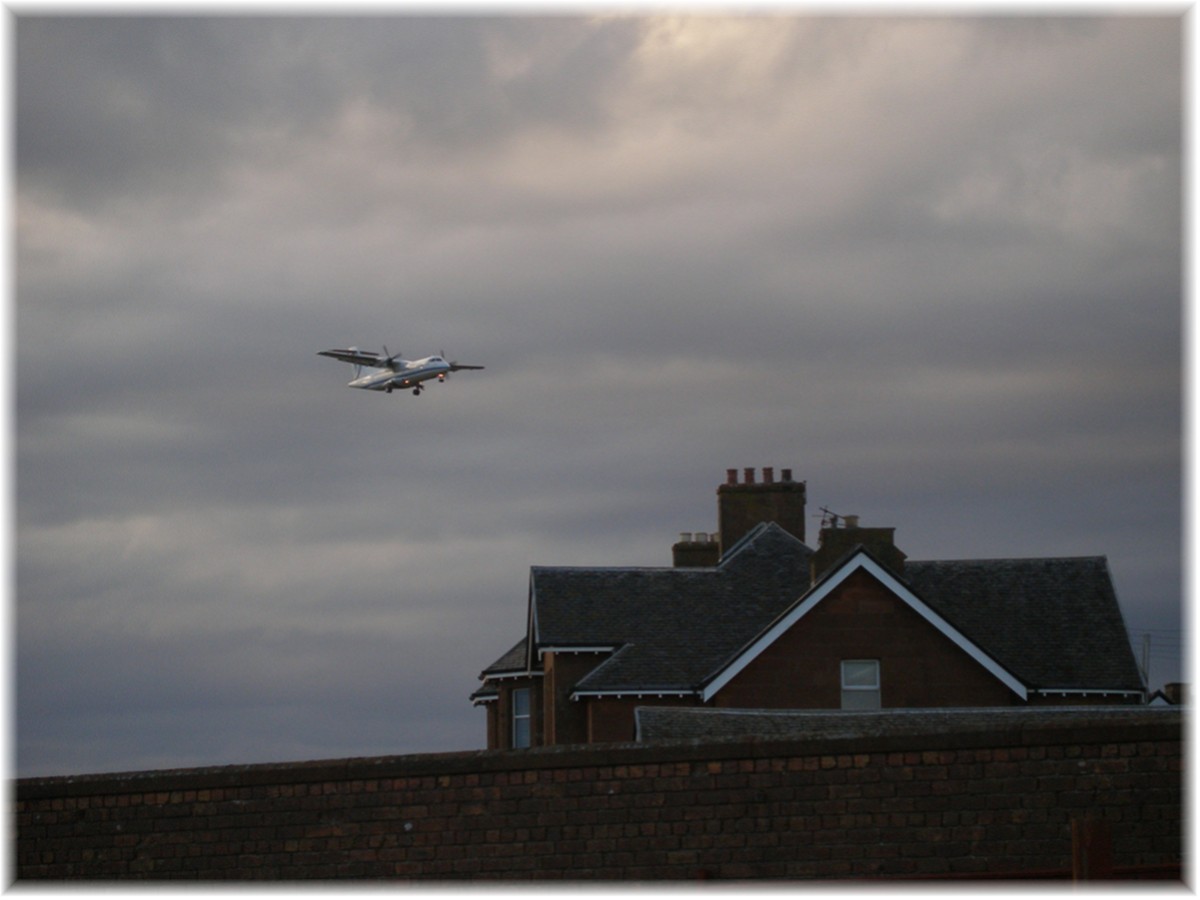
[480,668,543,682]
[537,645,618,660]
[571,688,698,701]
[573,691,700,705]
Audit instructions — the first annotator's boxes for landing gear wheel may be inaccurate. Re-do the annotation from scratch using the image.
[413,387,421,395]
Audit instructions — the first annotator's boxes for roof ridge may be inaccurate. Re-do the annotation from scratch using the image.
[531,564,708,574]
[908,555,1108,564]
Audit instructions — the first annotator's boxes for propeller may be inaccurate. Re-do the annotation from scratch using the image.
[381,346,401,371]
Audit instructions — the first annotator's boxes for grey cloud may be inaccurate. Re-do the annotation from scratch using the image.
[17,16,641,212]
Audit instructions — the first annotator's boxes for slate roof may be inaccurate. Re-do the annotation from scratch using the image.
[471,638,528,703]
[905,556,1144,693]
[479,637,527,677]
[635,705,1178,743]
[477,523,812,694]
[545,523,811,693]
[474,527,1144,702]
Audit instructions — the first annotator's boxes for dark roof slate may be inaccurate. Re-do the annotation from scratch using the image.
[531,523,813,693]
[905,556,1144,692]
[478,637,528,677]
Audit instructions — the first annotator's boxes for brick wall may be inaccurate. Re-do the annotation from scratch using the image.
[14,713,1181,881]
[717,569,1016,708]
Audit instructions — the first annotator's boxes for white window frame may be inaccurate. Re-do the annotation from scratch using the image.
[511,687,532,748]
[841,659,881,710]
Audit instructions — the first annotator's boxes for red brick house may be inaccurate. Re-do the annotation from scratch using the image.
[472,468,1145,749]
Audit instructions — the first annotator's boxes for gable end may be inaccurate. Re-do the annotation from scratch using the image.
[700,551,1028,702]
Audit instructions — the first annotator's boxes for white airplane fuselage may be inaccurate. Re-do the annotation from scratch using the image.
[320,346,483,395]
[349,356,453,393]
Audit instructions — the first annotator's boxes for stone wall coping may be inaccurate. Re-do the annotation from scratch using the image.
[16,708,1180,801]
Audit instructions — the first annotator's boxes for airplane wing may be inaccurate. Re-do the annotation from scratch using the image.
[319,349,384,366]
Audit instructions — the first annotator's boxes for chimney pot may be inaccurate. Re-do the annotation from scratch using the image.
[844,514,860,529]
[763,467,774,484]
[726,469,738,485]
[679,532,693,543]
[744,467,755,484]
[781,468,793,482]
[695,532,708,542]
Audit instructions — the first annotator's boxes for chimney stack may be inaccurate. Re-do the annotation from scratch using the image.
[810,515,906,584]
[672,531,720,567]
[716,466,807,554]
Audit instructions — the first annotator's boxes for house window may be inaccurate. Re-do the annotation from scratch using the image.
[511,688,531,748]
[841,660,881,709]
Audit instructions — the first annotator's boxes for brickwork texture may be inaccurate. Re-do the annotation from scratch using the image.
[14,716,1182,881]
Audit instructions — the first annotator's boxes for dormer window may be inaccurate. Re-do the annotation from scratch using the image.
[841,660,880,710]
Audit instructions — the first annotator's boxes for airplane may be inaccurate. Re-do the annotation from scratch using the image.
[318,346,484,395]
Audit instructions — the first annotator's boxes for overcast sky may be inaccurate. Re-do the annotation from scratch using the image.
[15,13,1183,778]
